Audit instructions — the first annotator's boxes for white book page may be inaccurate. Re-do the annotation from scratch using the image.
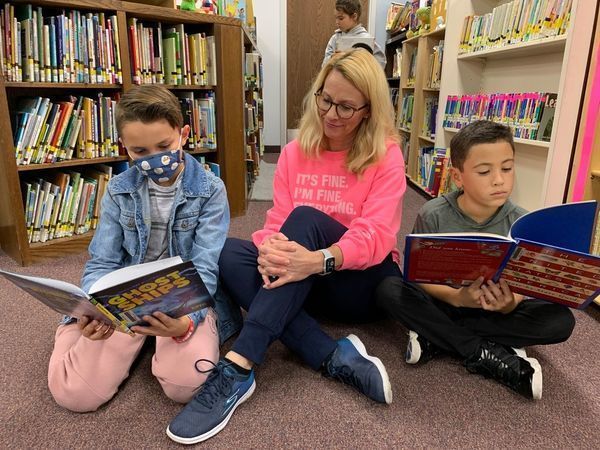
[88,256,184,294]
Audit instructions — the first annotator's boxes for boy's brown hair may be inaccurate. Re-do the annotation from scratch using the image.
[449,120,515,170]
[336,0,361,19]
[115,84,183,135]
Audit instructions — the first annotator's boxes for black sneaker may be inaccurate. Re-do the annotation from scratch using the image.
[405,330,442,365]
[465,341,542,400]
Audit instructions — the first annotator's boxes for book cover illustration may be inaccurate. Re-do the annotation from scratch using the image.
[90,261,213,327]
[0,257,214,332]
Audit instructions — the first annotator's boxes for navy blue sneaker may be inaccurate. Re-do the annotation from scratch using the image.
[166,359,256,444]
[325,334,392,404]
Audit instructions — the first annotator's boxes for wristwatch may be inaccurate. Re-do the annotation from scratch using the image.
[318,248,335,275]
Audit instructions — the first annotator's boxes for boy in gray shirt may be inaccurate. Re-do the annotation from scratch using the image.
[377,121,575,400]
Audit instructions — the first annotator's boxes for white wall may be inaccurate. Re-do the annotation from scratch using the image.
[252,0,283,146]
[373,0,394,54]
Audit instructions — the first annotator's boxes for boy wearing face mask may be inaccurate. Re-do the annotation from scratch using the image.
[47,85,228,413]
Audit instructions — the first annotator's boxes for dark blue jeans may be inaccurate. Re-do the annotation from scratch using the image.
[219,206,401,370]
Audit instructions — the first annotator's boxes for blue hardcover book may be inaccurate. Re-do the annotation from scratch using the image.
[404,201,600,309]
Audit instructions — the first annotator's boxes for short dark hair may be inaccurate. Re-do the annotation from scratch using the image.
[115,84,183,136]
[351,42,373,54]
[336,0,361,19]
[450,120,515,170]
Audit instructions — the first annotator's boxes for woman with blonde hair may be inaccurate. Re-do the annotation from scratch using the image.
[167,49,407,445]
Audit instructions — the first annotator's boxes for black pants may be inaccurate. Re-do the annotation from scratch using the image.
[376,276,576,358]
[219,206,401,370]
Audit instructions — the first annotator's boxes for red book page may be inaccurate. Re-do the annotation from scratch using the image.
[404,237,513,286]
[503,241,600,308]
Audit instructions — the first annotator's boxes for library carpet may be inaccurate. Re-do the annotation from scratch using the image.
[1,185,599,448]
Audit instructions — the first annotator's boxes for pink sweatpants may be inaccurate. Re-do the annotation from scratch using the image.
[48,310,219,412]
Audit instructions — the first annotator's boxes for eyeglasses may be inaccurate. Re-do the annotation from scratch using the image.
[314,92,369,119]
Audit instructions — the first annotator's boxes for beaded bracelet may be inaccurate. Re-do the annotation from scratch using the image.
[172,318,194,343]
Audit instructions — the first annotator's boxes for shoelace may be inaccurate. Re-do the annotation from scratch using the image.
[191,359,235,409]
[478,347,520,385]
[328,364,365,392]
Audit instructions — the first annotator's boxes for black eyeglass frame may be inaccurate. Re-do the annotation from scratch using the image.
[314,92,369,119]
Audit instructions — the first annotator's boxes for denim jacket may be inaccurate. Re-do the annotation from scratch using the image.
[77,153,242,343]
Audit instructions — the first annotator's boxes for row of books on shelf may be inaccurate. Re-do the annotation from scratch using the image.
[426,40,443,89]
[21,154,222,244]
[129,19,216,86]
[421,97,438,139]
[13,90,218,166]
[179,91,217,150]
[415,146,455,198]
[14,93,121,166]
[1,3,122,84]
[406,50,416,87]
[442,92,557,142]
[22,163,125,244]
[397,93,414,130]
[194,155,220,178]
[459,0,572,55]
[244,51,262,90]
[244,92,262,133]
[390,47,402,79]
[389,87,399,111]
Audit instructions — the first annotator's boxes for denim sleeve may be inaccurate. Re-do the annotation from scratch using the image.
[190,175,230,298]
[185,176,229,331]
[81,189,127,294]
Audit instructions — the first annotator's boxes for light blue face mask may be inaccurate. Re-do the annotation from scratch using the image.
[133,137,183,183]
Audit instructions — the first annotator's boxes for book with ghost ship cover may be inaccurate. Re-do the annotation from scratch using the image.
[403,201,600,309]
[0,256,213,334]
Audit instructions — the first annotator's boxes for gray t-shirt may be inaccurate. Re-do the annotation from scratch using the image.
[144,174,182,262]
[413,189,528,236]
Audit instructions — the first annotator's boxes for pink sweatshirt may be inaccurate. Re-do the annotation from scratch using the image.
[252,139,406,270]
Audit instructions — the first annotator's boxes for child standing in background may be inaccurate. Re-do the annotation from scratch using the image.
[323,0,386,68]
[47,85,228,412]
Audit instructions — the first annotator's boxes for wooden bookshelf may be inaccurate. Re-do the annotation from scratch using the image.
[0,0,250,265]
[394,25,446,195]
[437,0,597,211]
[243,30,264,198]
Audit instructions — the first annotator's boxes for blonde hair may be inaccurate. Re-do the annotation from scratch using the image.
[298,48,399,174]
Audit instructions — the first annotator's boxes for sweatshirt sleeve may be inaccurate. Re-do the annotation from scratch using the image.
[252,146,295,246]
[337,143,406,270]
[322,33,337,67]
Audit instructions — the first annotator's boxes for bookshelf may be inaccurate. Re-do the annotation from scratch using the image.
[436,0,597,212]
[0,0,249,265]
[243,26,263,198]
[395,27,446,198]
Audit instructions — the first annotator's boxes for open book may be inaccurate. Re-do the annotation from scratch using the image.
[403,201,600,309]
[0,256,214,334]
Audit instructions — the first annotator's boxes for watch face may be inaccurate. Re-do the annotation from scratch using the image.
[325,256,335,274]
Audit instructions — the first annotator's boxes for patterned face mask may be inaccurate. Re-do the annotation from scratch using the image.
[133,137,183,183]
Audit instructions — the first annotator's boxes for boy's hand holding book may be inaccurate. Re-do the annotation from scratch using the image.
[479,279,523,314]
[131,312,191,338]
[78,316,116,341]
